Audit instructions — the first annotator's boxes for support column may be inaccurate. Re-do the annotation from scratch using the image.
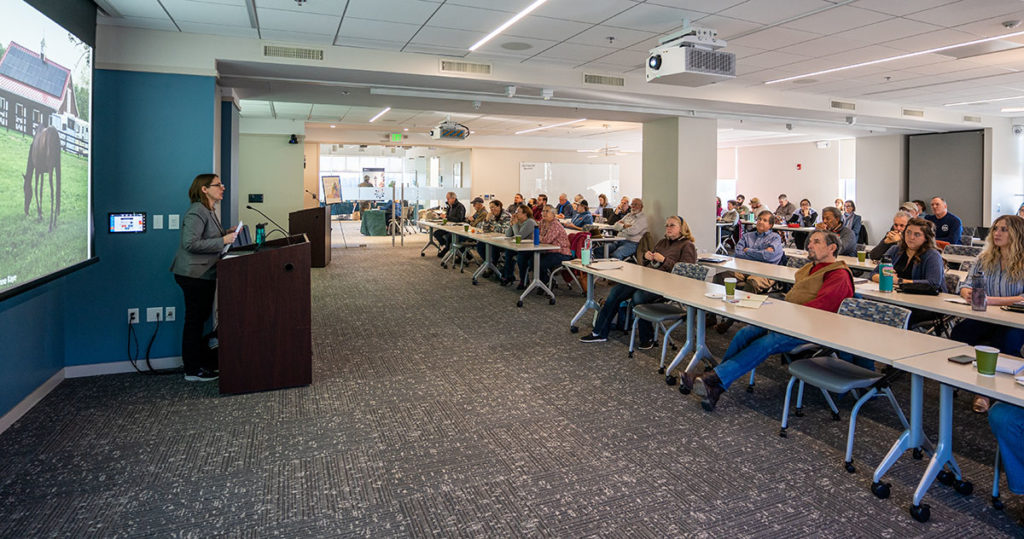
[643,117,717,253]
[220,99,240,225]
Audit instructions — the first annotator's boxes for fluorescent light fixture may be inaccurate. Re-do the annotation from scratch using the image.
[330,124,336,128]
[515,118,586,135]
[946,95,1024,107]
[369,107,391,123]
[1002,107,1024,113]
[469,0,548,51]
[766,29,1024,85]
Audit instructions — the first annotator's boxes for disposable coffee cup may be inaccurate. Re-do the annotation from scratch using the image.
[515,235,522,244]
[857,251,867,262]
[724,277,737,298]
[975,345,999,376]
[464,225,469,232]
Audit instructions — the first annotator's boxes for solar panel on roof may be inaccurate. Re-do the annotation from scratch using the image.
[0,45,67,98]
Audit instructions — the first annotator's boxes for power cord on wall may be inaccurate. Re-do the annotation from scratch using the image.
[127,318,180,375]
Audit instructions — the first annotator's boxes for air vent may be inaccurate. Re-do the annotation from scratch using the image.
[439,59,492,75]
[902,108,925,118]
[263,45,324,61]
[584,73,625,87]
[830,99,856,111]
[685,49,735,75]
[963,115,982,123]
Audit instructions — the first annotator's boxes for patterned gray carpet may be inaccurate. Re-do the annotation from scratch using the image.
[0,240,1021,537]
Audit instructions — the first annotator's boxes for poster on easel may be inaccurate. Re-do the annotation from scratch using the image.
[322,175,341,204]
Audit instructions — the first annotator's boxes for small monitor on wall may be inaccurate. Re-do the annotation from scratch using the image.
[109,212,146,233]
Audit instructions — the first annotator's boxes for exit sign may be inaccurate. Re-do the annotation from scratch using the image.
[390,133,403,142]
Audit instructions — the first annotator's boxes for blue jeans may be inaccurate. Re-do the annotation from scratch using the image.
[500,249,519,281]
[592,284,661,341]
[990,402,1024,494]
[610,240,638,260]
[539,252,572,284]
[714,326,807,389]
[951,319,1024,357]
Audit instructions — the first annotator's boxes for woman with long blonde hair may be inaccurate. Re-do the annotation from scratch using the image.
[953,215,1024,412]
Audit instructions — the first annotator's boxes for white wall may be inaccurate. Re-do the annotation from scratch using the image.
[470,148,641,206]
[988,123,1024,221]
[238,135,305,233]
[855,135,906,244]
[725,141,846,212]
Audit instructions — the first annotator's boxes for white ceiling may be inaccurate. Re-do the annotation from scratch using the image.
[96,0,1024,145]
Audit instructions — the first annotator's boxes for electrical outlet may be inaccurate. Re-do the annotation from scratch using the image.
[146,307,162,322]
[128,308,139,324]
[164,306,176,322]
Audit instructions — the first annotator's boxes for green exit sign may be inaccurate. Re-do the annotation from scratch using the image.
[390,133,403,142]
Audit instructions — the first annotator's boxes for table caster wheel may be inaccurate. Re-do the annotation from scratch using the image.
[570,326,579,334]
[658,366,666,374]
[549,298,556,305]
[440,263,447,269]
[844,460,856,474]
[794,408,804,418]
[779,427,787,438]
[420,252,425,257]
[937,470,954,486]
[665,375,677,386]
[831,411,840,421]
[678,383,690,395]
[992,496,1004,510]
[871,481,891,499]
[910,503,930,523]
[954,480,973,496]
[472,279,478,285]
[628,351,634,358]
[912,448,924,460]
[516,300,523,308]
[746,384,754,393]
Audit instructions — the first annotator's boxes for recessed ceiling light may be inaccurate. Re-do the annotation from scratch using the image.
[330,124,336,128]
[515,118,586,135]
[369,107,390,123]
[403,127,409,131]
[765,28,1024,85]
[1001,107,1024,113]
[501,41,532,51]
[469,0,548,51]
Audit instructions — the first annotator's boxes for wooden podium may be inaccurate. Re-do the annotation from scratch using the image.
[217,235,312,394]
[289,207,331,267]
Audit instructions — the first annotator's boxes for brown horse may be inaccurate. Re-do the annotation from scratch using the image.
[22,126,61,231]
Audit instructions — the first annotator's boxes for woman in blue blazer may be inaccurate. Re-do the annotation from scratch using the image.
[170,174,237,382]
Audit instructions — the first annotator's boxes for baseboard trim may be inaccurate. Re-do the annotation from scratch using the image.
[64,356,183,378]
[0,369,65,436]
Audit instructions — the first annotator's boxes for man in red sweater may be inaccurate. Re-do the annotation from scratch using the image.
[684,230,854,411]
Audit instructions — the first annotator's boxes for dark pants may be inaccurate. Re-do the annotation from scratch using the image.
[592,284,660,341]
[433,229,452,253]
[793,231,809,249]
[951,318,1024,357]
[174,274,217,374]
[539,252,572,284]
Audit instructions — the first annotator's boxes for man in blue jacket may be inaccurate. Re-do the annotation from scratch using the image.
[713,210,784,333]
[555,193,575,219]
[925,196,963,244]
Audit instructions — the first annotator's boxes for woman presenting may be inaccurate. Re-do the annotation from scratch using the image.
[169,173,237,382]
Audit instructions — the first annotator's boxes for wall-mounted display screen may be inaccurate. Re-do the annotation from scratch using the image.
[108,212,145,233]
[0,1,93,299]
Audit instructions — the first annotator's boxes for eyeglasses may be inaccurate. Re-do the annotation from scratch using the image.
[208,183,226,189]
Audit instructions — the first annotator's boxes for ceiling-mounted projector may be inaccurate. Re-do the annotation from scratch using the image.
[646,22,735,87]
[429,118,470,140]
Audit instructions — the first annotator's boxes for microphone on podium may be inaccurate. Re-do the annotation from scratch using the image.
[246,205,289,240]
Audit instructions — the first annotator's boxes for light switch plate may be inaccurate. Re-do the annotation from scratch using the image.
[153,214,164,229]
[168,214,180,229]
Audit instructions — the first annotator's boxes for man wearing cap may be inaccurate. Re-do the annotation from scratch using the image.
[468,197,488,227]
[434,191,466,259]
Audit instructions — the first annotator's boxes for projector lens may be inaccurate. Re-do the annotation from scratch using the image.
[648,54,661,70]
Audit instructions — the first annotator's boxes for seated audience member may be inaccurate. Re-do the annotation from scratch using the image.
[573,194,584,204]
[815,206,857,256]
[509,193,526,216]
[925,196,963,244]
[580,216,697,347]
[608,198,649,260]
[989,402,1024,506]
[749,197,764,215]
[500,205,537,287]
[533,194,548,221]
[718,200,739,224]
[434,191,466,259]
[736,194,751,218]
[869,211,912,261]
[534,207,573,286]
[555,193,576,219]
[775,194,797,222]
[467,197,488,227]
[870,218,946,326]
[608,196,631,225]
[901,201,920,218]
[596,194,610,218]
[684,230,854,411]
[789,198,817,249]
[1017,202,1024,219]
[834,198,845,211]
[842,200,862,238]
[914,199,928,217]
[567,200,594,230]
[713,211,784,333]
[716,197,723,218]
[953,215,1024,412]
[476,199,511,264]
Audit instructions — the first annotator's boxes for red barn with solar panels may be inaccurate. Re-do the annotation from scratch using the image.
[0,41,79,136]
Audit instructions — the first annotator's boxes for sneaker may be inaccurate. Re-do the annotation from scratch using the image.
[693,372,724,412]
[579,334,607,343]
[184,368,219,382]
[637,340,655,350]
[714,319,734,335]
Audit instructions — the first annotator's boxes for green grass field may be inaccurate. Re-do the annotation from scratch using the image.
[0,128,89,289]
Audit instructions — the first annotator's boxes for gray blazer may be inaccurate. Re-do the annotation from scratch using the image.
[170,202,226,279]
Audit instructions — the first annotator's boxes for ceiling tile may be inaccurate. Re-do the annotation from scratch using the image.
[334,37,406,50]
[602,3,710,33]
[905,0,1024,28]
[881,27,981,51]
[426,4,518,32]
[446,0,534,11]
[239,99,273,116]
[578,61,639,73]
[466,36,561,60]
[503,15,593,41]
[644,1,747,14]
[412,26,485,49]
[162,0,249,25]
[402,44,472,56]
[103,0,171,19]
[254,0,348,16]
[728,26,821,50]
[780,6,892,35]
[344,0,443,25]
[777,36,874,57]
[97,15,179,32]
[273,101,314,117]
[831,17,942,45]
[337,17,421,43]
[260,28,336,45]
[849,0,960,17]
[741,50,812,69]
[531,0,638,24]
[178,21,258,38]
[954,13,1024,38]
[527,42,617,63]
[258,7,342,34]
[586,48,646,67]
[567,25,658,48]
[719,0,841,25]
[688,14,763,39]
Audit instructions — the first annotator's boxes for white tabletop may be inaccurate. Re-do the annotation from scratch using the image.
[941,252,976,266]
[896,347,1024,407]
[854,282,1024,329]
[704,256,799,284]
[773,224,816,233]
[564,260,961,365]
[443,225,561,252]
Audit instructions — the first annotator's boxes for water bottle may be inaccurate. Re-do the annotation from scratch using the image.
[255,223,266,246]
[878,256,894,292]
[533,227,540,245]
[581,236,592,265]
[971,270,987,312]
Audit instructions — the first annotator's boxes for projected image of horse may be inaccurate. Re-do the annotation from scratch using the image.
[23,126,62,231]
